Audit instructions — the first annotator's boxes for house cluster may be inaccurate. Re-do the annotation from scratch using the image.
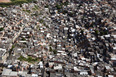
[0,0,116,77]
[0,6,31,64]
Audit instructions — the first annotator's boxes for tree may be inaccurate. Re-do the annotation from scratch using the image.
[21,37,26,41]
[53,50,57,54]
[49,47,52,52]
[56,4,62,10]
[95,30,99,35]
[0,27,4,31]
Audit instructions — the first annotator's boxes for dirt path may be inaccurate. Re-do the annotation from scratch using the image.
[0,0,11,3]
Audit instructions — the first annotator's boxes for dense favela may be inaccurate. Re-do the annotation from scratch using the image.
[0,0,116,77]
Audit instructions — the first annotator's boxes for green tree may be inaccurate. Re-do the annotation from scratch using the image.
[21,37,26,41]
[0,27,4,31]
[53,50,57,54]
[56,4,62,9]
[49,47,52,52]
[95,30,99,35]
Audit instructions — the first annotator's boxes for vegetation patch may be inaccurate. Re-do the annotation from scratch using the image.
[9,44,15,55]
[23,9,31,13]
[49,47,57,54]
[21,37,26,41]
[0,0,34,7]
[18,55,40,63]
[39,19,44,23]
[0,27,4,31]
